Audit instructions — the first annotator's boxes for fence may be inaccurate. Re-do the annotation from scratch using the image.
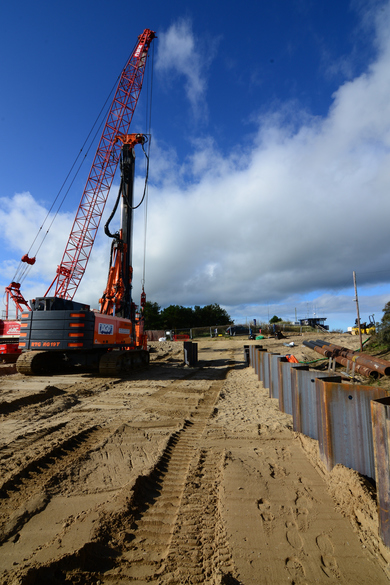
[145,330,165,341]
[248,345,390,548]
[145,326,231,341]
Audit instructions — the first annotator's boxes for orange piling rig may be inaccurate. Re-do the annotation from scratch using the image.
[15,29,156,376]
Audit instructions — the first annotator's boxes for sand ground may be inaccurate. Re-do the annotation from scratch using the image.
[0,333,390,584]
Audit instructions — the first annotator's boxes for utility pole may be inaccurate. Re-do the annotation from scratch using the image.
[353,271,363,352]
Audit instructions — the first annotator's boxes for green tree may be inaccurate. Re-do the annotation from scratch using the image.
[269,315,282,324]
[197,303,231,326]
[160,305,194,329]
[143,301,162,330]
[377,301,390,346]
[143,302,232,330]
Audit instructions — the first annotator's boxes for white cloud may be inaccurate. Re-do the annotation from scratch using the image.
[155,19,209,119]
[2,5,390,330]
[0,190,115,313]
[0,192,73,281]
[140,7,390,322]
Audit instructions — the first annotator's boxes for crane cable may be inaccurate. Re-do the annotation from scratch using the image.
[14,116,104,287]
[84,46,153,298]
[10,62,130,289]
[107,47,153,292]
[104,136,150,240]
[142,41,154,293]
[104,44,154,245]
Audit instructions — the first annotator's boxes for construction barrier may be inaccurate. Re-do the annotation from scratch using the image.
[249,345,390,548]
[174,334,191,341]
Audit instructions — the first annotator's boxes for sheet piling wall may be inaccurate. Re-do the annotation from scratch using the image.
[249,345,390,548]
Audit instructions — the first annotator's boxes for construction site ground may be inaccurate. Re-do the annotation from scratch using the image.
[1,332,390,584]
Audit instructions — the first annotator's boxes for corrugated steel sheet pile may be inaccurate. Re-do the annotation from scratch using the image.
[247,344,390,548]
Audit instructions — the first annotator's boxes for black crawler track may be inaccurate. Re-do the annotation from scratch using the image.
[16,348,150,376]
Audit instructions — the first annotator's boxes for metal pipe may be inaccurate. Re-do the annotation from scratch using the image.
[303,340,321,350]
[334,355,378,379]
[315,340,390,377]
[304,341,380,378]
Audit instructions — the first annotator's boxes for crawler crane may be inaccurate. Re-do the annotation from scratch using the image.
[14,29,156,375]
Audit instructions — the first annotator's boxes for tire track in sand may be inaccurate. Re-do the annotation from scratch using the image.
[96,378,227,583]
[0,425,109,545]
[161,446,235,584]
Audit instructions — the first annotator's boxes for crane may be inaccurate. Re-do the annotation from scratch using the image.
[15,28,156,376]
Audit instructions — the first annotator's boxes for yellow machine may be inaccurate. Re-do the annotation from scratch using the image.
[351,315,376,335]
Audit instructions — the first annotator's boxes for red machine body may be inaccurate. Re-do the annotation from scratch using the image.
[0,319,21,361]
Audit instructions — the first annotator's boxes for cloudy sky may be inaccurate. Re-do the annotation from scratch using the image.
[1,0,390,330]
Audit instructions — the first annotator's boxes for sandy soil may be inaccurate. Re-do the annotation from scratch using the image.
[0,334,390,584]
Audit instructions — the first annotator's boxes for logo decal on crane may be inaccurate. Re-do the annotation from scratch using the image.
[99,323,114,335]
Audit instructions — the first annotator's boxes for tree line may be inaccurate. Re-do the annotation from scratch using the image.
[376,301,390,346]
[143,302,232,331]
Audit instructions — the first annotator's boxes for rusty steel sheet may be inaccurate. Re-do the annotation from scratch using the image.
[278,360,293,414]
[261,352,273,390]
[260,349,268,385]
[249,344,263,373]
[316,380,387,478]
[371,396,390,548]
[249,345,256,374]
[253,347,258,376]
[254,348,260,379]
[248,345,254,367]
[269,354,284,400]
[184,341,198,367]
[256,348,267,382]
[258,349,267,384]
[265,353,280,396]
[263,352,271,391]
[244,345,250,367]
[290,365,309,427]
[291,368,340,440]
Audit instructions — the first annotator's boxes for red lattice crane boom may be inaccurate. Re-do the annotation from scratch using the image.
[45,28,156,300]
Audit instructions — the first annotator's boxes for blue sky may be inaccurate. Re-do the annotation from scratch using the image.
[1,0,390,330]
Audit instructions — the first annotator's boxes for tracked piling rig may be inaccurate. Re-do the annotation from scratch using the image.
[16,29,156,376]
